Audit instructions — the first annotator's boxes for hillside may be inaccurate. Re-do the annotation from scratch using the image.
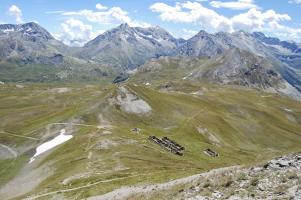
[134,50,301,100]
[0,81,301,199]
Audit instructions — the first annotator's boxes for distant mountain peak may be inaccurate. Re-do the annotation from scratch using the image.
[251,31,300,53]
[81,23,180,69]
[195,30,209,36]
[0,22,54,41]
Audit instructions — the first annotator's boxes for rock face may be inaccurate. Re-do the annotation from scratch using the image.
[78,23,181,70]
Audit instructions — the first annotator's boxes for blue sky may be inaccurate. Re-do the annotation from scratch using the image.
[1,0,301,46]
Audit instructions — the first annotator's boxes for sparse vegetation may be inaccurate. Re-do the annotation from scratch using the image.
[236,172,247,181]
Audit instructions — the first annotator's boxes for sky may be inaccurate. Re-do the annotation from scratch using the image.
[1,0,301,46]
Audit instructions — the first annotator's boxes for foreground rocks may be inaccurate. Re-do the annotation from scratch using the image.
[176,153,301,200]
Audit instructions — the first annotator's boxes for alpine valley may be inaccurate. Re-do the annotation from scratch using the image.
[0,22,301,200]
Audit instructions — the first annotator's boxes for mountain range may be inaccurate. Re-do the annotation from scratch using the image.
[0,22,301,99]
[1,22,301,200]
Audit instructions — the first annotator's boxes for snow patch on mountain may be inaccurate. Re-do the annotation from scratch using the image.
[29,129,73,163]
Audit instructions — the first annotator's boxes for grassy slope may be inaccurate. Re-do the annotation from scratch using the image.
[0,80,300,199]
[0,60,116,83]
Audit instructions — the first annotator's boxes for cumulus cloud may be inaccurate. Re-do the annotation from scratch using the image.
[210,0,258,10]
[150,1,232,32]
[61,5,150,27]
[231,8,291,31]
[8,5,23,24]
[96,3,108,10]
[150,1,301,39]
[54,18,104,47]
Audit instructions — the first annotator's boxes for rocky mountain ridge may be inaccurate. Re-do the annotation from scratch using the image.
[0,22,301,100]
[78,23,181,69]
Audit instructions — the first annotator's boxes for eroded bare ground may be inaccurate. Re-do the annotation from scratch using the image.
[0,160,55,199]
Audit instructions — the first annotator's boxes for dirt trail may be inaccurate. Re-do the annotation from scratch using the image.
[0,131,38,140]
[46,123,100,130]
[87,166,239,200]
[24,174,142,200]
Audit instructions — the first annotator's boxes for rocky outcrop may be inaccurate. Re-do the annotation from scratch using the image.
[174,153,301,200]
[111,86,151,115]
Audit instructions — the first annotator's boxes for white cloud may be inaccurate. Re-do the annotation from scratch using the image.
[8,5,23,24]
[289,0,301,4]
[150,1,301,40]
[150,1,232,32]
[54,18,104,47]
[210,0,258,10]
[96,3,108,10]
[61,6,150,28]
[231,8,291,31]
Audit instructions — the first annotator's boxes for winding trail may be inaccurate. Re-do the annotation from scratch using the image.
[0,131,38,141]
[24,174,141,200]
[47,123,100,128]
